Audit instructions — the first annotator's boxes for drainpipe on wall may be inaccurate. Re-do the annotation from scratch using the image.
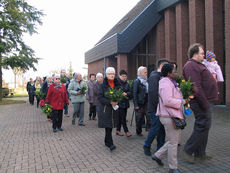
[104,57,106,77]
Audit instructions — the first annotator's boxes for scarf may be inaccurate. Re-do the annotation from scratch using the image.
[138,76,148,93]
[108,79,114,88]
[54,82,62,89]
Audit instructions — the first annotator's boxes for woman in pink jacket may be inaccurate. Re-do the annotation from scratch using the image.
[151,64,185,173]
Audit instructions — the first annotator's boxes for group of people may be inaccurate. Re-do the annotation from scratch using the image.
[96,43,223,173]
[26,42,224,173]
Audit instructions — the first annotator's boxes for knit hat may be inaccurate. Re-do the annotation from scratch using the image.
[206,51,216,61]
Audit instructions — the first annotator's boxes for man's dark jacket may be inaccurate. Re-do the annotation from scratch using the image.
[147,71,161,113]
[183,59,218,110]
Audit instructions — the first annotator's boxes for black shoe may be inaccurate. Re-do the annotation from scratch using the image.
[152,154,164,166]
[136,133,143,136]
[93,118,97,120]
[72,121,75,125]
[58,128,63,131]
[53,128,57,133]
[78,124,86,126]
[143,146,151,156]
[109,145,116,151]
[169,169,181,173]
[194,155,212,161]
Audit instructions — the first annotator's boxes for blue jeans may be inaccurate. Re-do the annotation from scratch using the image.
[144,112,165,150]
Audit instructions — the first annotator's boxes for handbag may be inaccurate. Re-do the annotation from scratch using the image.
[159,93,186,130]
[171,117,186,130]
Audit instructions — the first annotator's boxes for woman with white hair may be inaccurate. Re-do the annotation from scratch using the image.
[98,67,120,151]
[133,66,151,136]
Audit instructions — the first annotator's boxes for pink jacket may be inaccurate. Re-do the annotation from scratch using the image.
[156,77,183,119]
[203,59,224,82]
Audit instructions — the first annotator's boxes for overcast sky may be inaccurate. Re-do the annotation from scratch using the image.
[3,0,140,84]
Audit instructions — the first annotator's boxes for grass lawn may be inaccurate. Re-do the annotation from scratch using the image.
[0,99,26,105]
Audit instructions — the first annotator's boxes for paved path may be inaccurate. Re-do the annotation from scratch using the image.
[0,99,230,173]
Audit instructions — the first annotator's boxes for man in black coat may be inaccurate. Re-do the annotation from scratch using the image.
[143,59,169,156]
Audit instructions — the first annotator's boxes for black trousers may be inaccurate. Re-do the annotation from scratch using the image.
[52,110,63,129]
[105,128,113,147]
[117,108,129,133]
[135,105,151,134]
[89,103,96,119]
[36,95,40,108]
[184,101,212,157]
[29,93,34,105]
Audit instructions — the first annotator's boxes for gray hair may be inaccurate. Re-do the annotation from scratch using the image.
[74,73,80,79]
[105,67,115,76]
[96,73,103,78]
[137,66,147,76]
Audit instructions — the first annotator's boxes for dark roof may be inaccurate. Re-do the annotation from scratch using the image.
[85,0,181,64]
[96,0,153,45]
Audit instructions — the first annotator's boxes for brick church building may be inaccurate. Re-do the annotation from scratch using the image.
[85,0,230,105]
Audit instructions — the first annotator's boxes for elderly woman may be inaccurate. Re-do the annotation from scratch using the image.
[68,72,87,126]
[133,66,151,136]
[151,64,186,173]
[98,67,120,151]
[45,75,69,133]
[93,73,103,126]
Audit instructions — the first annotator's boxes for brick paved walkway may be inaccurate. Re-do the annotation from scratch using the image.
[0,99,230,173]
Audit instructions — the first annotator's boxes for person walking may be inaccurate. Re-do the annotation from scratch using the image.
[45,75,69,132]
[183,43,218,162]
[93,73,103,127]
[116,70,132,137]
[68,72,87,126]
[41,76,53,121]
[151,63,185,173]
[143,59,169,156]
[98,67,119,151]
[86,74,97,120]
[133,66,151,136]
[35,77,42,108]
[60,69,70,116]
[26,78,36,105]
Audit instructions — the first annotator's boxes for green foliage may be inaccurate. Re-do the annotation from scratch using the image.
[105,88,128,102]
[80,85,87,94]
[60,76,67,84]
[35,90,44,100]
[0,0,44,71]
[41,104,52,117]
[179,79,193,100]
[176,76,183,86]
[128,80,134,88]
